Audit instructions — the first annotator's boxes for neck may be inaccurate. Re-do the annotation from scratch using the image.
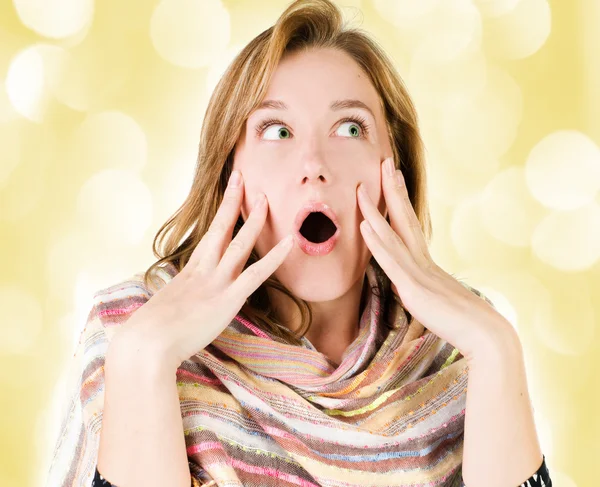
[268,272,369,365]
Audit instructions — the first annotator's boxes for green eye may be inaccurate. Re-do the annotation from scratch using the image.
[263,125,291,140]
[255,115,370,140]
[337,121,362,138]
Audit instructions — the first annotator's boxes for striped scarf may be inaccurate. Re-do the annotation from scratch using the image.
[45,260,481,487]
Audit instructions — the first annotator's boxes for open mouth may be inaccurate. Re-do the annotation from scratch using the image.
[299,211,338,243]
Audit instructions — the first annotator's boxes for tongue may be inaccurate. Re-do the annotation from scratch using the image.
[300,212,337,243]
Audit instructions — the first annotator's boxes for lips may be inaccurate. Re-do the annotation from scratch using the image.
[293,201,341,255]
[294,201,340,238]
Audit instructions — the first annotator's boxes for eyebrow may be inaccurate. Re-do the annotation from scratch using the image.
[254,98,376,120]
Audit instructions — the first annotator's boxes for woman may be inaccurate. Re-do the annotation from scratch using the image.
[45,0,552,486]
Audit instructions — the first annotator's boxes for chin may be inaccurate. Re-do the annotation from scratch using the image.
[271,255,365,302]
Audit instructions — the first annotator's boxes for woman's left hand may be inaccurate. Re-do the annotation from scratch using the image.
[357,157,518,362]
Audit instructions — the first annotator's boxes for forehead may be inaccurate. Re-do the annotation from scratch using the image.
[249,48,382,119]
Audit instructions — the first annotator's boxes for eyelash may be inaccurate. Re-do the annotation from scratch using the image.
[254,114,371,139]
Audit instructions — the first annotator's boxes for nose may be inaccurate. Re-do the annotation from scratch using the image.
[301,157,330,185]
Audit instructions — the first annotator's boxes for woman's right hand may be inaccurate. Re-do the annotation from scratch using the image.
[111,169,295,370]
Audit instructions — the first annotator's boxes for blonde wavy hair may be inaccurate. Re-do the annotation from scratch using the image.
[142,0,431,346]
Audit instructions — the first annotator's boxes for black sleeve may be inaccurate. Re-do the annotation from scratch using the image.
[93,466,118,486]
[518,455,552,487]
[460,454,552,487]
[93,465,206,486]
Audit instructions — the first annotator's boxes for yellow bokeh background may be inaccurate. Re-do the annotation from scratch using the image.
[1,0,598,485]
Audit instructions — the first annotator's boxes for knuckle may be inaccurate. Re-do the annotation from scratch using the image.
[207,220,227,236]
[409,219,421,230]
[204,228,220,239]
[245,264,262,282]
[424,259,437,273]
[387,232,401,248]
[195,264,211,278]
[228,237,246,254]
[224,191,239,204]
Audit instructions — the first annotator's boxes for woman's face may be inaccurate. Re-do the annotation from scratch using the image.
[232,47,393,302]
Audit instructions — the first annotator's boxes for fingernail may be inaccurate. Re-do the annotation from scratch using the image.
[229,170,241,187]
[358,183,367,196]
[384,157,395,177]
[361,220,373,233]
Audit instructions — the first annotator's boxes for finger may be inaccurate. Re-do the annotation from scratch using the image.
[218,191,267,277]
[359,219,417,294]
[357,181,410,255]
[357,180,419,272]
[190,170,244,273]
[357,171,425,270]
[381,158,432,265]
[226,234,294,307]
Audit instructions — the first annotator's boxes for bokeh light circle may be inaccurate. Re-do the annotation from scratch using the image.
[525,130,600,211]
[473,0,521,18]
[483,0,551,59]
[479,167,548,247]
[531,274,595,356]
[532,203,600,271]
[150,0,231,69]
[439,64,523,161]
[76,169,154,248]
[13,0,93,39]
[411,0,482,65]
[67,110,148,173]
